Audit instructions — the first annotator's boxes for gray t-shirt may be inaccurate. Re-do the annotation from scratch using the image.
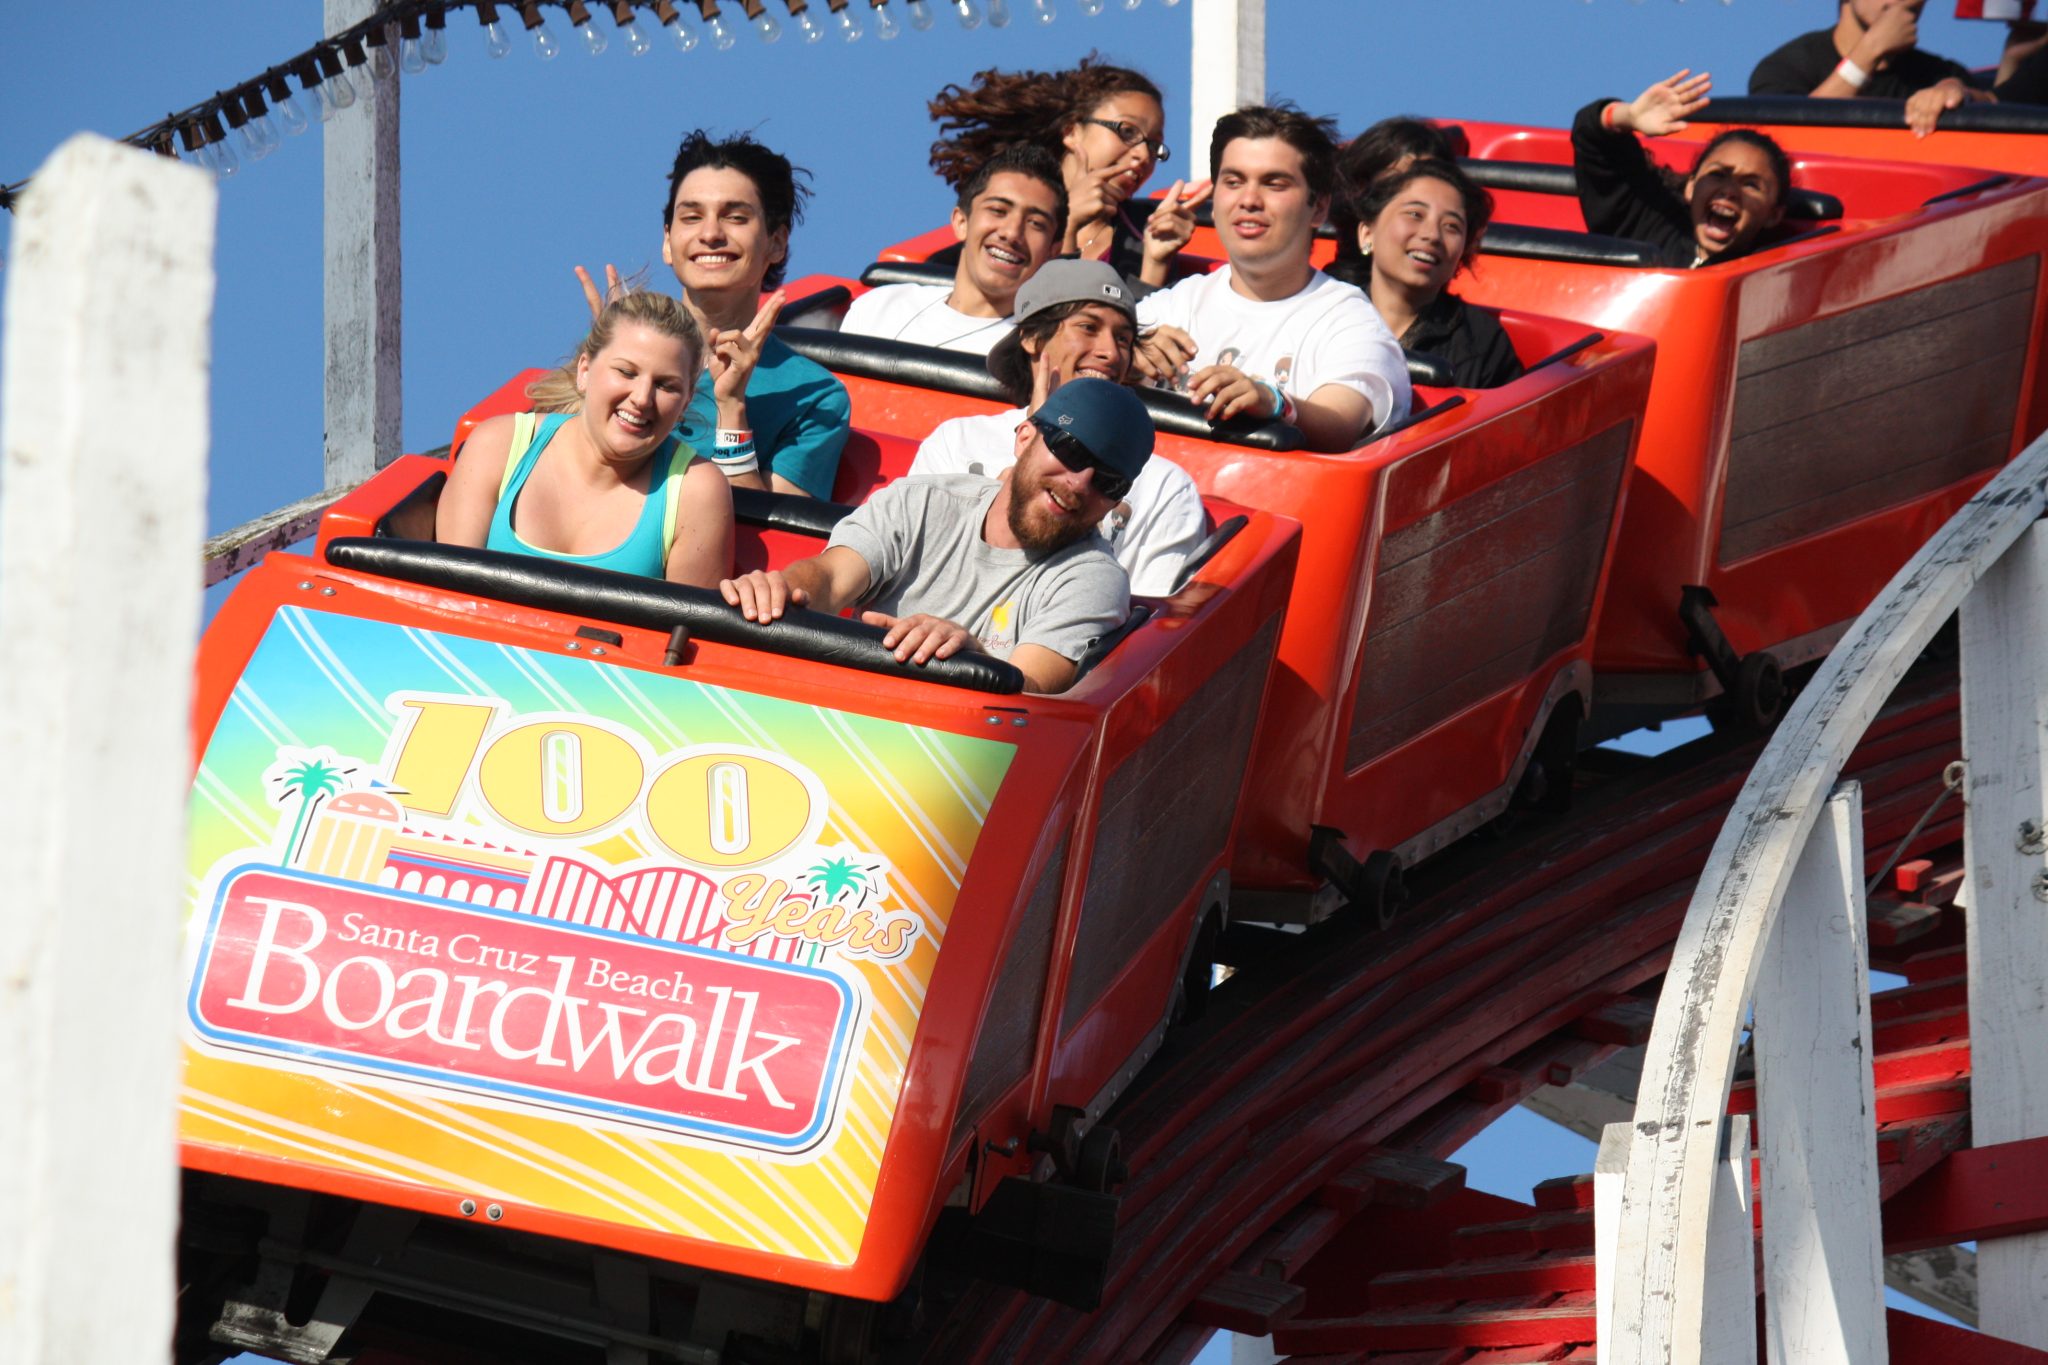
[829,475,1130,664]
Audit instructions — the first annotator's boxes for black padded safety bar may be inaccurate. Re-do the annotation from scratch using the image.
[862,260,955,289]
[1480,223,1663,268]
[1170,514,1249,594]
[1405,350,1457,388]
[324,537,1026,694]
[1699,94,2048,135]
[1924,175,2014,208]
[774,326,1306,451]
[1460,158,1844,222]
[1526,331,1605,373]
[731,486,852,538]
[781,283,853,322]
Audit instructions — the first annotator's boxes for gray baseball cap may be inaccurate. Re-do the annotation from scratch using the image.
[986,259,1139,392]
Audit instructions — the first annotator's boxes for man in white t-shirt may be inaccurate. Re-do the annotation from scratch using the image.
[839,143,1067,356]
[1136,104,1411,452]
[912,259,1208,596]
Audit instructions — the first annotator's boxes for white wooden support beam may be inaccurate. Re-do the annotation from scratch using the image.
[325,0,402,483]
[1595,1120,1631,1351]
[1754,781,1888,1365]
[0,134,213,1365]
[1701,1114,1761,1365]
[1189,0,1265,180]
[1960,517,2048,1351]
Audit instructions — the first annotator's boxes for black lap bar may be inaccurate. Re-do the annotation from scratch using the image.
[324,538,1026,693]
[1699,94,2048,135]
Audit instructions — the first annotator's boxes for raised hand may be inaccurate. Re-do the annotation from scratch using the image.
[1131,325,1198,389]
[1860,1,1919,63]
[706,290,786,408]
[1621,69,1713,138]
[1066,152,1147,248]
[1141,178,1214,276]
[573,263,625,321]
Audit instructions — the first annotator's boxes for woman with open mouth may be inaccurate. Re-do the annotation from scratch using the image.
[1572,68,1794,270]
[435,291,735,589]
[926,54,1206,293]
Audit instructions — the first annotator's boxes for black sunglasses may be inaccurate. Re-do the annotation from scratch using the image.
[1032,420,1134,502]
[1082,117,1170,165]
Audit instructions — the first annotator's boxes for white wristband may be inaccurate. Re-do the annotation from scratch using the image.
[1835,57,1870,90]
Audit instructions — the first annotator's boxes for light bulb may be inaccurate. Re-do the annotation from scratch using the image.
[238,116,278,161]
[835,4,862,38]
[369,42,397,81]
[797,7,825,40]
[952,0,980,25]
[532,19,561,57]
[276,91,310,135]
[1077,0,1101,14]
[987,0,1010,24]
[329,69,359,109]
[576,16,608,52]
[1031,0,1052,19]
[204,140,240,179]
[907,0,935,29]
[873,2,899,36]
[423,23,449,61]
[1122,0,1139,9]
[401,34,429,71]
[752,8,782,41]
[485,18,513,55]
[622,17,653,52]
[707,12,737,46]
[668,12,700,49]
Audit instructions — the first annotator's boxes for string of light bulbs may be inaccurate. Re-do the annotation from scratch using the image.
[0,0,1186,213]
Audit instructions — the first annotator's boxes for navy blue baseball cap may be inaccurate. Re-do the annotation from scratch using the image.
[1028,377,1155,484]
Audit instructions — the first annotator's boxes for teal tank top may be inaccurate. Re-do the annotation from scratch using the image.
[485,412,696,578]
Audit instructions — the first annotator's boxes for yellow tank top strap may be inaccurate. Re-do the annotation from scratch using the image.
[497,412,540,500]
[660,438,698,565]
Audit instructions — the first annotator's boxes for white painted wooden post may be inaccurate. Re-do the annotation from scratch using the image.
[1189,0,1265,178]
[0,134,213,1364]
[1754,782,1888,1365]
[1701,1114,1761,1365]
[325,0,402,483]
[1595,1120,1631,1351]
[1959,518,2048,1351]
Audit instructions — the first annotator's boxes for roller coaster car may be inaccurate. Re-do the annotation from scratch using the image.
[177,398,1300,1357]
[1690,93,2048,179]
[753,280,1655,915]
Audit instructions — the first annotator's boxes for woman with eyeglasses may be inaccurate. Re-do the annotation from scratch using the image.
[928,54,1208,292]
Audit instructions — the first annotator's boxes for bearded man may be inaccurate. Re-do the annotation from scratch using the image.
[717,378,1149,695]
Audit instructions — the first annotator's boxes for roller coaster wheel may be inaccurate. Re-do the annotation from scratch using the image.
[1711,652,1786,737]
[1359,851,1406,932]
[1075,1125,1128,1194]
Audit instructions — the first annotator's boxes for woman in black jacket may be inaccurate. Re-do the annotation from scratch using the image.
[1573,69,1792,269]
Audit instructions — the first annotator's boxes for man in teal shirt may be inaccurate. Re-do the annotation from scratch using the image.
[581,130,850,500]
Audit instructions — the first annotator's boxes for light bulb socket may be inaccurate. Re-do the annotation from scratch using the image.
[218,92,250,130]
[784,0,809,12]
[201,110,229,144]
[425,3,448,30]
[364,23,390,50]
[241,88,270,123]
[476,1,502,22]
[566,0,596,23]
[399,12,424,39]
[520,2,548,30]
[695,0,724,17]
[264,72,294,105]
[612,0,639,21]
[652,0,681,18]
[735,0,766,16]
[338,36,369,68]
[178,120,204,154]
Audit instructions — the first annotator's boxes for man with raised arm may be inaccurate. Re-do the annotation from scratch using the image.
[838,143,1069,356]
[581,130,850,499]
[719,378,1149,695]
[1133,104,1411,453]
[911,259,1208,596]
[1750,0,2048,137]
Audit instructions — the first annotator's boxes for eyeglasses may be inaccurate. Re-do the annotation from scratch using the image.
[1033,420,1134,502]
[1082,117,1170,165]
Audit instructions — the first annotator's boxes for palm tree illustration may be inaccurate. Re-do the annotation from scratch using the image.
[804,855,870,906]
[277,757,348,865]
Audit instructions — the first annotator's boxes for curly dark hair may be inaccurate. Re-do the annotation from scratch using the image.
[1354,159,1495,278]
[663,129,813,291]
[927,54,1164,190]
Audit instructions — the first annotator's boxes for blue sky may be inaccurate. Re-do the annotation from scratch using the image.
[1,1,1988,1353]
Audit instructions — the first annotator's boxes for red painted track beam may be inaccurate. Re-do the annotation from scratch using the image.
[1884,1134,2048,1253]
[1273,1301,1597,1353]
[1888,1308,2048,1362]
